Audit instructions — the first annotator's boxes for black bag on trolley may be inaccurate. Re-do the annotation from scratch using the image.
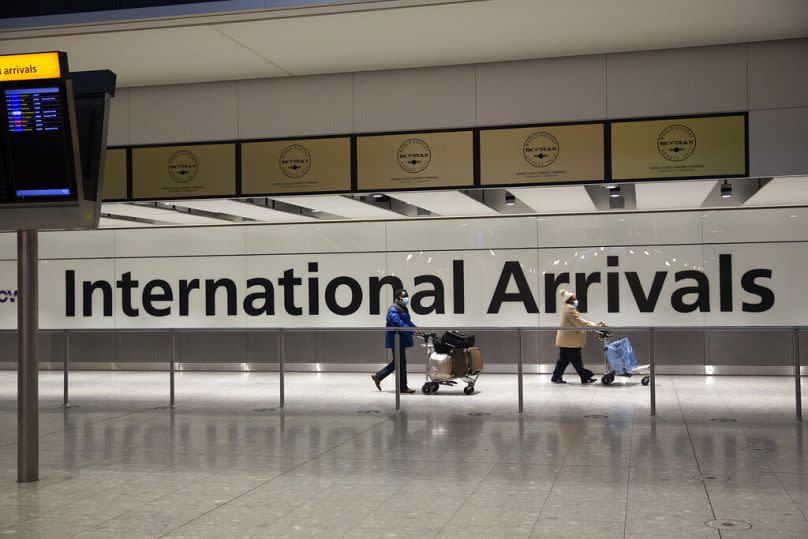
[440,331,475,351]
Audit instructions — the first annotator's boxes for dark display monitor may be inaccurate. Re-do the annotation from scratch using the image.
[0,81,79,202]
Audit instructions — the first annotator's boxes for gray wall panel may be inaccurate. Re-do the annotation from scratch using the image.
[115,332,170,364]
[706,330,792,366]
[475,55,607,126]
[245,331,281,363]
[353,65,476,133]
[69,332,116,363]
[606,44,747,118]
[178,332,245,363]
[748,39,808,110]
[749,107,808,177]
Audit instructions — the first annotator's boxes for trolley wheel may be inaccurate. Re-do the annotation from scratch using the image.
[641,376,650,386]
[464,385,475,395]
[601,373,615,386]
[421,383,432,395]
[430,382,440,394]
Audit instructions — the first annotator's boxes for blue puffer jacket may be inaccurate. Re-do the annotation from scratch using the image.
[385,304,417,349]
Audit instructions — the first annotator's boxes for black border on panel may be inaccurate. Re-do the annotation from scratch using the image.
[125,146,133,201]
[127,140,238,202]
[115,111,752,202]
[476,118,609,189]
[350,135,358,192]
[234,141,242,196]
[97,146,130,203]
[353,127,476,194]
[607,111,749,184]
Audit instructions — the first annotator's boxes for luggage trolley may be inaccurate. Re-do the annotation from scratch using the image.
[596,330,651,386]
[419,331,482,395]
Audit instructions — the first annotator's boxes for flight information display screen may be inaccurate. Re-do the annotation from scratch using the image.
[6,87,65,135]
[0,83,77,201]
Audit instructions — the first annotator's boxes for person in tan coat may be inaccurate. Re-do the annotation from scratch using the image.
[552,289,602,384]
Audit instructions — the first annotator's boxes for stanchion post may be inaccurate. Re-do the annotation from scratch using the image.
[394,329,400,412]
[795,327,802,422]
[169,329,176,409]
[63,330,70,408]
[649,327,656,417]
[517,328,524,414]
[279,329,285,409]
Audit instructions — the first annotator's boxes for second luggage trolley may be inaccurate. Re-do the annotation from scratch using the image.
[419,331,483,395]
[596,330,651,386]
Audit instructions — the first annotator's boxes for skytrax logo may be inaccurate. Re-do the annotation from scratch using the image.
[0,289,18,303]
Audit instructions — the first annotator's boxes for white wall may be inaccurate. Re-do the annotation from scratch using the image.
[0,208,806,330]
[106,39,808,177]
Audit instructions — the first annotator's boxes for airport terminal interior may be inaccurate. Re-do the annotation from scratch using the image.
[1,0,808,537]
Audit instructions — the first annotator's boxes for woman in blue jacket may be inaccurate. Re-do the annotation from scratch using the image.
[371,289,417,393]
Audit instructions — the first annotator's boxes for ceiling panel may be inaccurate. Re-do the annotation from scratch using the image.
[1,0,806,86]
[101,203,229,225]
[170,199,315,222]
[635,181,717,210]
[386,191,498,216]
[270,195,401,219]
[744,176,808,206]
[98,217,154,228]
[510,186,597,214]
[0,25,286,86]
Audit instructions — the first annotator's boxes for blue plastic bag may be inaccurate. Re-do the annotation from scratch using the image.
[605,337,638,374]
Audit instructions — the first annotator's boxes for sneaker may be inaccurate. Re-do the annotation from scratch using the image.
[582,378,597,384]
[400,387,416,394]
[550,378,567,384]
[371,374,382,391]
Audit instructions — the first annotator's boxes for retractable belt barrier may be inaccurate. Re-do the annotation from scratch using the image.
[0,326,803,420]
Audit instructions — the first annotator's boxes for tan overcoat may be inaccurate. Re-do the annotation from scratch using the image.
[555,303,598,348]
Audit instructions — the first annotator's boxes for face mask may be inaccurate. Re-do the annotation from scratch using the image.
[401,297,409,306]
[572,300,579,308]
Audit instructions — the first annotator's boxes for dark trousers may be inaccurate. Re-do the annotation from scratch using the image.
[552,347,591,382]
[377,345,408,388]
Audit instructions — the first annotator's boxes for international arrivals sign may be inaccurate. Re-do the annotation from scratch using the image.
[0,243,794,329]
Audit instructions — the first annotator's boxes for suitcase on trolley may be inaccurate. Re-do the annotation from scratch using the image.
[450,349,468,377]
[467,346,483,374]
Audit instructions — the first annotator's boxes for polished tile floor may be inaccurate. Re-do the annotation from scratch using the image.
[0,371,806,538]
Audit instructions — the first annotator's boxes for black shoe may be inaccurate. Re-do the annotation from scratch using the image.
[371,374,382,391]
[550,378,567,384]
[401,386,416,394]
[582,378,597,384]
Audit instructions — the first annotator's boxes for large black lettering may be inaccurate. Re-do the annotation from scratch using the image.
[625,272,667,312]
[278,269,302,316]
[116,271,140,316]
[142,279,172,317]
[671,271,710,313]
[543,272,570,314]
[369,276,403,315]
[82,279,113,317]
[179,279,200,316]
[65,270,75,317]
[308,262,319,315]
[325,277,362,315]
[719,254,733,312]
[453,260,465,314]
[244,278,275,316]
[574,272,601,312]
[487,261,539,314]
[411,275,445,315]
[607,256,620,313]
[205,278,237,316]
[741,269,774,312]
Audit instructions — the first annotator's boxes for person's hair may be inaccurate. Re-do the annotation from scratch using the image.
[395,289,408,299]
